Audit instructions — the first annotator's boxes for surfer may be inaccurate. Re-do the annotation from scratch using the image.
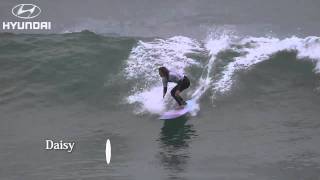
[159,66,190,107]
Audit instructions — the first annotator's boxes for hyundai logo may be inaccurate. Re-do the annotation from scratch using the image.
[12,4,41,19]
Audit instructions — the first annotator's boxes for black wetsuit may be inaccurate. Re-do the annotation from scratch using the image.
[162,71,190,105]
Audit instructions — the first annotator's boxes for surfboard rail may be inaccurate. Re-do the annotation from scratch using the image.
[159,99,194,120]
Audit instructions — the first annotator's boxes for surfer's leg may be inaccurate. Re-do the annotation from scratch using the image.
[180,76,190,91]
[171,86,184,106]
[174,90,186,106]
[174,77,190,106]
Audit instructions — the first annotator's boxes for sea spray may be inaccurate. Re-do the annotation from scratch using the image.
[125,36,203,114]
[125,35,320,115]
[214,36,320,93]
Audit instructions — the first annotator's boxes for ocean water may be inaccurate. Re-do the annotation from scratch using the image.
[1,0,320,179]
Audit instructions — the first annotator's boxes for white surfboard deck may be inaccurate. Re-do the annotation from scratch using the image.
[159,99,195,120]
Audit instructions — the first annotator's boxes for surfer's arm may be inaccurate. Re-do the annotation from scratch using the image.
[162,77,168,98]
[163,87,167,98]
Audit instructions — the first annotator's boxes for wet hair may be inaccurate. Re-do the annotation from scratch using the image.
[158,66,169,78]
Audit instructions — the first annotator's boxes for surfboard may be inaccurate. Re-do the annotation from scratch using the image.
[159,99,195,120]
[105,139,111,165]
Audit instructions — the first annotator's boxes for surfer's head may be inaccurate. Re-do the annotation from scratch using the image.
[159,66,169,78]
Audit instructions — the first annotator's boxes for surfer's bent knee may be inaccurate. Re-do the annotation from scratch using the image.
[175,90,180,97]
[170,88,176,97]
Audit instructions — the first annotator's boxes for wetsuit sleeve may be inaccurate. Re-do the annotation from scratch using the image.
[162,77,168,88]
[162,77,168,98]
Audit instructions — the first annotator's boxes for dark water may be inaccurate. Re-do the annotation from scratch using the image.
[1,0,320,37]
[0,31,320,179]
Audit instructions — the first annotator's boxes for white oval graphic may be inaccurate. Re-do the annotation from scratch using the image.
[105,139,111,165]
[12,4,41,19]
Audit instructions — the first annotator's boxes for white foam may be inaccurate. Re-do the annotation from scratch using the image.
[125,36,203,114]
[192,34,232,101]
[127,85,166,114]
[295,36,320,73]
[214,36,320,93]
[125,34,320,114]
[125,36,202,81]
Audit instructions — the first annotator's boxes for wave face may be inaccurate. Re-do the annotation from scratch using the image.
[124,33,320,115]
[1,31,320,114]
[1,31,320,180]
[0,31,136,111]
